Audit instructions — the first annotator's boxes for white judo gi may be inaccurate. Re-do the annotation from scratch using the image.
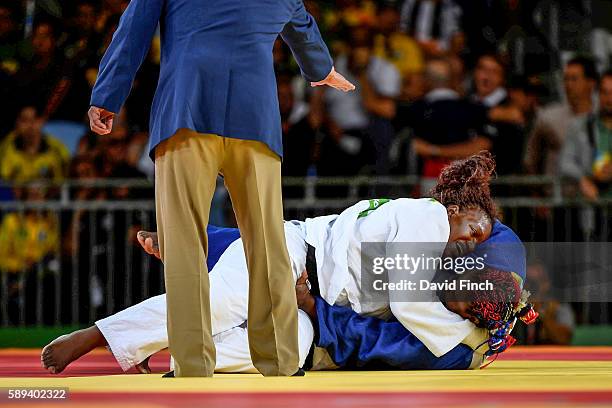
[96,198,487,372]
[304,198,487,357]
[96,221,313,373]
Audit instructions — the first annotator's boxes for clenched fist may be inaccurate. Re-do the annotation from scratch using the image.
[88,106,115,135]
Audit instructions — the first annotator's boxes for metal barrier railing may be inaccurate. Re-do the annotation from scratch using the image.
[0,177,610,328]
[0,202,160,328]
[0,174,563,201]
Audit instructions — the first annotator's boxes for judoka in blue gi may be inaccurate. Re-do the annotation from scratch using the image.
[41,153,537,373]
[40,219,536,373]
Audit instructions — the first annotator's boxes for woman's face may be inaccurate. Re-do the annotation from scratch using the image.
[445,206,492,257]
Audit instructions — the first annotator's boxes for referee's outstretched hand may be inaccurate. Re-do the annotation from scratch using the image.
[311,67,355,92]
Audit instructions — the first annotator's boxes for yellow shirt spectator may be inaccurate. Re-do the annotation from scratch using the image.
[374,32,424,77]
[323,0,377,30]
[0,212,59,273]
[0,131,69,183]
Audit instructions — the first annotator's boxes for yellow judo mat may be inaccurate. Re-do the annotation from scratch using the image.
[1,347,612,407]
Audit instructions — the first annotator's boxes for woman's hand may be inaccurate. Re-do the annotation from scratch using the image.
[295,271,316,319]
[137,231,161,259]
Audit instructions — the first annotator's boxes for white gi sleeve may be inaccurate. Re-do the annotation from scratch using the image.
[386,199,477,357]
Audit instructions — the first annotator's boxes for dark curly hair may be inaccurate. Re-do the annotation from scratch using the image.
[467,268,521,329]
[429,151,497,222]
[438,267,521,329]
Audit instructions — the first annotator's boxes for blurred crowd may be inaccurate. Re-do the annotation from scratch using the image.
[0,0,611,191]
[0,0,611,194]
[1,0,612,334]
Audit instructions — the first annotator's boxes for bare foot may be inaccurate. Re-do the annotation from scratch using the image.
[41,326,106,374]
[135,356,151,374]
[137,231,160,259]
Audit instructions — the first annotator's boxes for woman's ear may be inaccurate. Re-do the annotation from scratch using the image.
[447,204,460,217]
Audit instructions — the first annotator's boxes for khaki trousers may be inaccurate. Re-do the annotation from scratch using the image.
[154,129,299,377]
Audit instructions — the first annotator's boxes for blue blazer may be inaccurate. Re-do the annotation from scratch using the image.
[90,0,333,158]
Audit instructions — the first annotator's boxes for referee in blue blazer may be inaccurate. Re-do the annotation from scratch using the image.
[87,0,354,377]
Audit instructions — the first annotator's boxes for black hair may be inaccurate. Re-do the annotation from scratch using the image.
[476,53,506,73]
[567,56,599,82]
[430,151,497,223]
[601,70,612,83]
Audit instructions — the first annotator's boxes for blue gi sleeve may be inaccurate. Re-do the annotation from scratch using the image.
[314,297,475,370]
[90,0,164,113]
[280,1,333,82]
[205,225,240,272]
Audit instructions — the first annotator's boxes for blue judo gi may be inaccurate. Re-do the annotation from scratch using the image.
[206,221,526,370]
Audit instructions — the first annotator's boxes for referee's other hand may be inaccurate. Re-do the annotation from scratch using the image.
[88,106,115,135]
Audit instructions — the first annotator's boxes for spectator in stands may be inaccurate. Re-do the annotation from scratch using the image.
[75,107,148,189]
[398,70,427,105]
[501,77,541,174]
[0,106,69,188]
[278,73,331,198]
[279,75,316,178]
[68,153,103,201]
[125,132,149,171]
[561,71,612,200]
[0,3,20,76]
[0,184,60,324]
[470,54,508,109]
[373,3,424,79]
[324,0,377,32]
[312,26,400,175]
[63,154,103,238]
[0,185,60,274]
[397,58,491,190]
[521,262,575,345]
[13,21,63,117]
[47,1,103,122]
[94,0,129,33]
[64,1,100,57]
[90,108,149,200]
[525,57,598,176]
[60,153,107,321]
[0,3,21,137]
[470,55,533,175]
[398,0,463,57]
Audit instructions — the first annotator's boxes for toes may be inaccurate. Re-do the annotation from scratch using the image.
[41,356,57,373]
[42,356,55,371]
[40,344,62,374]
[41,347,52,364]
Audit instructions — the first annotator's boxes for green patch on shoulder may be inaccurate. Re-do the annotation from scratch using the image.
[358,198,391,218]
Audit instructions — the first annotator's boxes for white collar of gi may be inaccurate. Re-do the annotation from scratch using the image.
[424,88,460,102]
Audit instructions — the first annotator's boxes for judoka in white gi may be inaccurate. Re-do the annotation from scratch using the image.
[43,152,511,374]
